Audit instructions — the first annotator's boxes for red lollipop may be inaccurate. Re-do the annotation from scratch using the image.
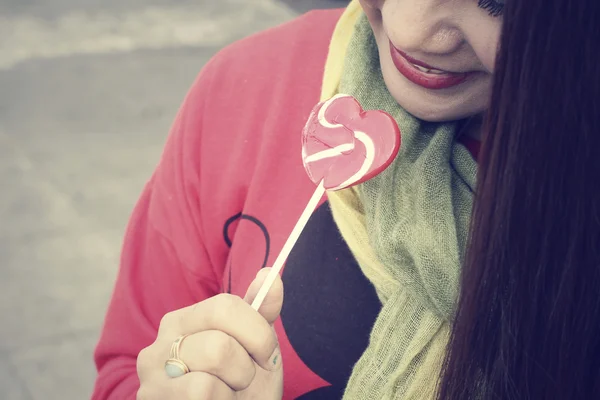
[302,94,400,190]
[252,94,401,310]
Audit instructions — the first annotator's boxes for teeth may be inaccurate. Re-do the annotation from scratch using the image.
[412,63,447,75]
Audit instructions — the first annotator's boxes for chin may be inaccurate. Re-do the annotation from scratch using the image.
[395,99,475,122]
[391,93,486,122]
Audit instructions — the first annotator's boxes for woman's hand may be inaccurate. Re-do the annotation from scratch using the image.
[136,268,284,400]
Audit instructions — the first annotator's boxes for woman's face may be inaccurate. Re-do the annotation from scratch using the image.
[360,0,503,122]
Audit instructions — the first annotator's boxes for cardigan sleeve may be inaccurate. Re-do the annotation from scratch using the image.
[91,58,222,399]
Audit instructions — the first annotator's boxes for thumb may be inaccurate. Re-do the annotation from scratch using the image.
[244,268,284,324]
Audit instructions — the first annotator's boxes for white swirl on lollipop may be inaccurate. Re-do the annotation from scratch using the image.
[303,93,376,190]
[328,131,375,190]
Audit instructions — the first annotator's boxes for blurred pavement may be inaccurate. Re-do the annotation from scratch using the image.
[0,0,344,398]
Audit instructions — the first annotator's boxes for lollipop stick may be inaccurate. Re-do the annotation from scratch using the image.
[251,180,326,311]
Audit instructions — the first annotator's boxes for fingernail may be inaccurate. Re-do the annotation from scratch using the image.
[268,347,281,371]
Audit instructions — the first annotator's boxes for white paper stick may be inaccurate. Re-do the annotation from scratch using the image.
[251,180,326,311]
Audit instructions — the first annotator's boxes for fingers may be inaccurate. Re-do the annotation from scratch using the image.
[175,372,236,400]
[137,372,235,400]
[138,269,285,399]
[179,330,256,391]
[137,332,254,396]
[158,294,279,372]
[243,268,284,324]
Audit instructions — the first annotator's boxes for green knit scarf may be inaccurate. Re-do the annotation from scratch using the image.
[338,14,478,399]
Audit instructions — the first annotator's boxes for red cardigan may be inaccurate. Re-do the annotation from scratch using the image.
[92,9,353,400]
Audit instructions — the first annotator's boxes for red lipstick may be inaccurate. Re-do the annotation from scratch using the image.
[389,40,471,90]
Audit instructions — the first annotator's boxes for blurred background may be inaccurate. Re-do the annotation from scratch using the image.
[0,0,345,398]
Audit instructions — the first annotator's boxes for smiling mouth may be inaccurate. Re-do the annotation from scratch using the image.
[396,48,453,74]
[388,40,475,90]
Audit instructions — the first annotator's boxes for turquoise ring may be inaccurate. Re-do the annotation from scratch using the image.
[164,334,191,378]
[165,358,190,378]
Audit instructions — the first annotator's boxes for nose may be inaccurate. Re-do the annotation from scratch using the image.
[383,0,464,55]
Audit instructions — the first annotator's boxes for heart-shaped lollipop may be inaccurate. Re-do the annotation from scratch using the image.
[302,94,401,190]
[252,94,401,310]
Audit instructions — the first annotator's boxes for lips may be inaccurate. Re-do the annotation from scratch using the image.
[389,40,472,90]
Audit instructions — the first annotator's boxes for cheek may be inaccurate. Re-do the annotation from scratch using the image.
[358,0,380,10]
[359,0,383,25]
[468,22,502,72]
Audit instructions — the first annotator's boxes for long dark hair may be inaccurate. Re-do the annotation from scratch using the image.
[437,0,600,398]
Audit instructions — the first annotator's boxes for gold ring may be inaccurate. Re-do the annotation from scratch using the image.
[164,334,191,378]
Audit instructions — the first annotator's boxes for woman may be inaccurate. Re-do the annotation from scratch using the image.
[92,0,600,398]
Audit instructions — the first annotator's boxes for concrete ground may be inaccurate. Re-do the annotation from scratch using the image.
[0,0,345,398]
